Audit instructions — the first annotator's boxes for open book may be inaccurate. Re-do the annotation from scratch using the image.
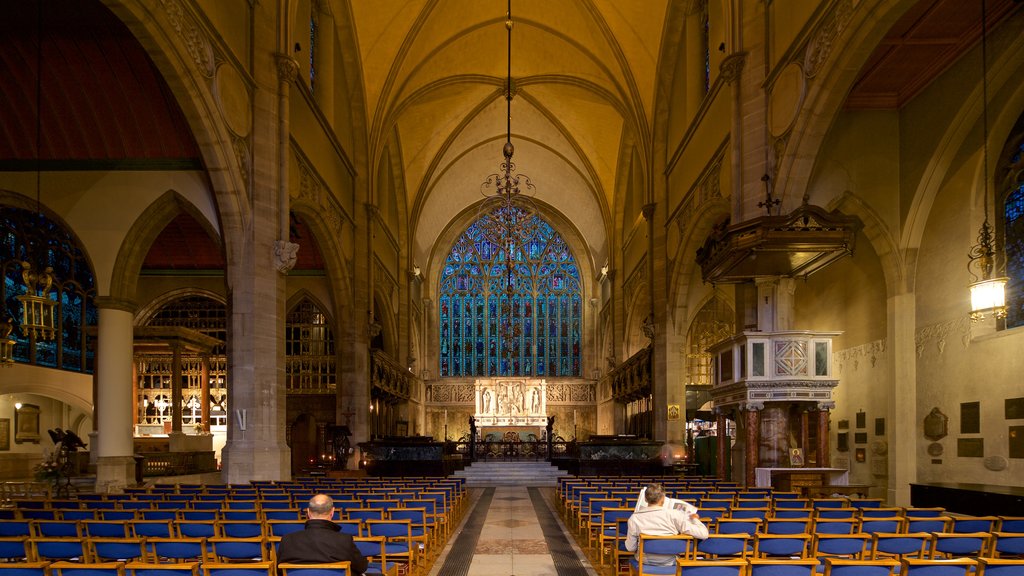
[633,487,698,515]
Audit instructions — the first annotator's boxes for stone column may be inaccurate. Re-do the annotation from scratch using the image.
[716,410,728,480]
[94,296,137,493]
[218,30,294,481]
[743,404,761,488]
[887,291,916,505]
[131,362,138,427]
[816,406,830,469]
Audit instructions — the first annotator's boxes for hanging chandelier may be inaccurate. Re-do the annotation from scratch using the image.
[967,0,1007,322]
[15,1,58,342]
[479,0,537,370]
[479,0,537,249]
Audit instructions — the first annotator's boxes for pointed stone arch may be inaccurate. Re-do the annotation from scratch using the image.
[110,190,221,302]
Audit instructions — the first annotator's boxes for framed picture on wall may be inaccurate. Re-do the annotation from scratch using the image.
[855,448,866,463]
[0,418,9,450]
[14,404,40,444]
[856,411,866,429]
[667,404,681,421]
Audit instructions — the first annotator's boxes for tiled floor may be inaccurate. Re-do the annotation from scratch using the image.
[430,486,597,576]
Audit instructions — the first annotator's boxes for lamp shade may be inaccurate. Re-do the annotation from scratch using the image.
[969,276,1008,320]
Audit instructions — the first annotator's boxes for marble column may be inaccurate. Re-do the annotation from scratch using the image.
[800,409,810,466]
[716,410,728,480]
[743,405,761,488]
[94,296,137,493]
[816,406,830,468]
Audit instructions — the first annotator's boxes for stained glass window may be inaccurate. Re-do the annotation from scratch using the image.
[440,208,581,377]
[2,205,96,372]
[309,13,317,88]
[1004,140,1024,328]
[286,297,336,394]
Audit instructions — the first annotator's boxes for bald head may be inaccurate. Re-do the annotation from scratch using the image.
[307,494,335,520]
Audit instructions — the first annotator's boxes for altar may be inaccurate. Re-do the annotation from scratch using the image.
[473,379,548,427]
[755,467,850,490]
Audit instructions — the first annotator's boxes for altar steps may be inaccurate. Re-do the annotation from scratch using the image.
[452,460,567,487]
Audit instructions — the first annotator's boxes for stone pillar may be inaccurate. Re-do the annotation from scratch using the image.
[887,291,916,505]
[94,296,137,493]
[716,410,728,480]
[816,406,830,469]
[743,404,761,488]
[218,21,293,480]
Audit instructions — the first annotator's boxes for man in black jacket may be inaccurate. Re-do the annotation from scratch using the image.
[277,494,368,574]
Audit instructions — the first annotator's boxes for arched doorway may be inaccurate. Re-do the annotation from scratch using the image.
[289,413,318,476]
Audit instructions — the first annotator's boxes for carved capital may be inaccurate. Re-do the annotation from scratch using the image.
[273,240,300,274]
[641,203,657,222]
[719,52,747,85]
[275,54,300,84]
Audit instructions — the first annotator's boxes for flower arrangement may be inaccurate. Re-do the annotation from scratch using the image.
[33,457,61,482]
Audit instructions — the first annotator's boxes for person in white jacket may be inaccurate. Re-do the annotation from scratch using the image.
[625,483,709,566]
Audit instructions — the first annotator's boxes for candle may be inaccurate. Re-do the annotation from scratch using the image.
[444,409,448,426]
[573,409,577,426]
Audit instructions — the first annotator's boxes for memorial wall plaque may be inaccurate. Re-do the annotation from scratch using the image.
[960,401,980,434]
[1010,426,1024,459]
[924,407,948,441]
[856,411,866,429]
[875,418,885,436]
[1006,397,1024,420]
[957,438,984,458]
[855,432,867,444]
[837,432,849,452]
[838,419,849,430]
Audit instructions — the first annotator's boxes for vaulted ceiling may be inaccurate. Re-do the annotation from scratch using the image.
[346,1,673,271]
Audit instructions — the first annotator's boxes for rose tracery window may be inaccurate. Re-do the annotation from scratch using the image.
[440,208,581,377]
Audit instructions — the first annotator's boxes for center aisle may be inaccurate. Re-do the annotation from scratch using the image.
[430,486,597,576]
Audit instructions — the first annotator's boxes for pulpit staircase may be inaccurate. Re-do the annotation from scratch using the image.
[451,460,567,487]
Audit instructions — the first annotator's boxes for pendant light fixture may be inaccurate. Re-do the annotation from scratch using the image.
[967,0,1008,322]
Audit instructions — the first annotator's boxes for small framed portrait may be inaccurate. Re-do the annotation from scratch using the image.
[667,404,681,421]
[855,448,866,463]
[789,447,804,467]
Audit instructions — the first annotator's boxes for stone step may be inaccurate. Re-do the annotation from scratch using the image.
[452,460,567,487]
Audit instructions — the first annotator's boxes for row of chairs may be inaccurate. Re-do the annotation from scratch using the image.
[0,561,359,576]
[1,513,437,540]
[681,515,1006,536]
[3,497,452,522]
[628,534,1024,576]
[613,532,1024,572]
[665,556,1023,576]
[0,536,406,576]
